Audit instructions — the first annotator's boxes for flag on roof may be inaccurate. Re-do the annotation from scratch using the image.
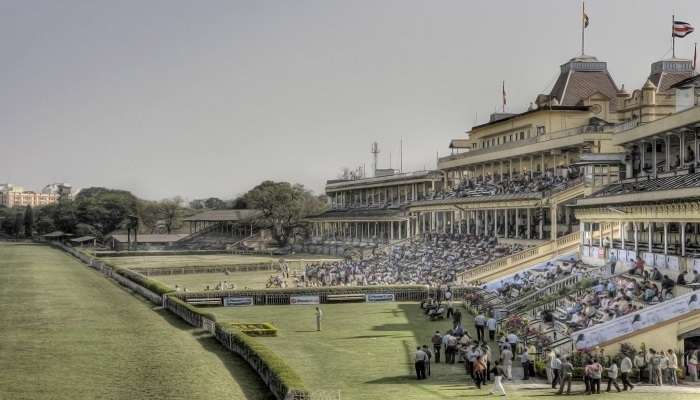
[673,20,694,38]
[583,12,589,28]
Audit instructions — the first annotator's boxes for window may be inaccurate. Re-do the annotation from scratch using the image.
[520,131,525,140]
[536,126,546,136]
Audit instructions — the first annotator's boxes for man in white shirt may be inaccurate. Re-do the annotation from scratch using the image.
[551,353,562,389]
[667,349,678,385]
[414,347,428,380]
[487,316,497,341]
[620,354,634,390]
[500,346,513,380]
[474,313,487,342]
[506,332,518,354]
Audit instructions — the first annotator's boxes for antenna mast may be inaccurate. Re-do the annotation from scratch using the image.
[371,142,380,177]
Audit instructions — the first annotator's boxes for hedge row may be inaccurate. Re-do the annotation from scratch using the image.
[105,262,175,296]
[215,322,308,398]
[95,249,232,258]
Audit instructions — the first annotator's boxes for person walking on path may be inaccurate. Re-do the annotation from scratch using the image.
[414,347,427,380]
[551,353,562,389]
[473,355,487,389]
[474,313,486,342]
[453,309,462,329]
[431,331,443,363]
[315,307,323,331]
[606,361,621,392]
[546,348,555,384]
[520,347,531,380]
[557,357,573,395]
[500,345,513,380]
[620,354,635,390]
[487,316,497,341]
[489,361,507,396]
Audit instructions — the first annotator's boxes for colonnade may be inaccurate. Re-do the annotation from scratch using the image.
[310,220,410,243]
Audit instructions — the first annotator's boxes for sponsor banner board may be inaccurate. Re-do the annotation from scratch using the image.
[223,297,253,307]
[290,295,320,305]
[367,293,394,302]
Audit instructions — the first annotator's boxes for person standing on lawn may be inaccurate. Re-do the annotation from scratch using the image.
[500,345,513,380]
[520,347,531,380]
[431,331,443,363]
[557,357,573,395]
[315,307,323,331]
[606,360,621,392]
[422,345,433,377]
[414,347,427,380]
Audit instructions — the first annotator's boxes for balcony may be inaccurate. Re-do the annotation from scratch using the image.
[439,124,609,167]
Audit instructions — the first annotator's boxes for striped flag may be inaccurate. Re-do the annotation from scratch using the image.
[673,20,695,38]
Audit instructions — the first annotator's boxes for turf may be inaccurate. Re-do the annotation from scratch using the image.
[101,253,339,269]
[155,270,279,291]
[0,243,270,400]
[208,302,700,400]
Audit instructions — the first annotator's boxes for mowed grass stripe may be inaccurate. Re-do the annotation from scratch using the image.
[0,243,270,400]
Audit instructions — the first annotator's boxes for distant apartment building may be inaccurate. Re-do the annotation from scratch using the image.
[0,183,71,208]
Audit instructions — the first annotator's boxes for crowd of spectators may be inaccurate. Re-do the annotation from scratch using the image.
[297,233,526,287]
[492,259,592,300]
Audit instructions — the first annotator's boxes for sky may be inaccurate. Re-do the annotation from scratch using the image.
[3,0,700,200]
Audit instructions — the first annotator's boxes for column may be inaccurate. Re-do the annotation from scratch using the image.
[633,222,639,253]
[504,209,510,238]
[539,209,544,240]
[648,222,653,252]
[665,135,671,172]
[493,209,498,237]
[620,221,625,249]
[652,139,658,177]
[526,208,532,239]
[640,141,647,176]
[663,222,668,255]
[681,222,687,257]
[515,208,520,238]
[390,221,394,241]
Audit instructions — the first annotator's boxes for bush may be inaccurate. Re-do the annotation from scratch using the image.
[226,322,277,337]
[165,295,218,323]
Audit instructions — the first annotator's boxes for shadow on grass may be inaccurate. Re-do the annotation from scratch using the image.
[336,334,414,340]
[152,308,273,400]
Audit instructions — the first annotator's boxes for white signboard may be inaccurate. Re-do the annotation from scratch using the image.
[573,291,700,350]
[223,297,254,307]
[290,295,320,305]
[643,252,655,267]
[654,253,667,268]
[666,255,680,271]
[367,293,395,302]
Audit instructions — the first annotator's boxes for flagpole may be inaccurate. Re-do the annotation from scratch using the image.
[673,14,676,58]
[581,2,585,56]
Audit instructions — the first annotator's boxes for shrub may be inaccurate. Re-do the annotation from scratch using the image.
[226,322,277,337]
[165,295,218,323]
[106,263,174,296]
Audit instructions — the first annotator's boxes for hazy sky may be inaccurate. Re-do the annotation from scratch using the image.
[3,1,700,200]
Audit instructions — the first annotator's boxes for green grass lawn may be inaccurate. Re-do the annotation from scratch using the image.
[155,270,278,290]
[101,253,339,269]
[0,243,270,400]
[208,302,700,400]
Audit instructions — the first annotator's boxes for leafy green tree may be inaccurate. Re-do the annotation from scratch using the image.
[14,211,24,238]
[204,197,225,209]
[74,187,139,234]
[23,205,33,237]
[242,181,327,246]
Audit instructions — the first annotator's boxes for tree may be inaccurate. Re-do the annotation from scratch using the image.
[229,196,248,209]
[74,187,139,234]
[158,197,184,234]
[242,181,327,246]
[13,211,23,238]
[204,197,225,209]
[23,205,33,237]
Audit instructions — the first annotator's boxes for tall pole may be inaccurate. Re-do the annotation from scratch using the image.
[581,2,585,56]
[400,138,403,173]
[673,14,676,58]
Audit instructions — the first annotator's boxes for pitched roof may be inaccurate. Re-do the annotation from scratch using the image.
[647,59,695,93]
[183,209,262,222]
[547,55,618,109]
[70,236,96,242]
[110,234,189,243]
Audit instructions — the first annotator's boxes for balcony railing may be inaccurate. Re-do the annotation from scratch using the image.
[440,124,609,164]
